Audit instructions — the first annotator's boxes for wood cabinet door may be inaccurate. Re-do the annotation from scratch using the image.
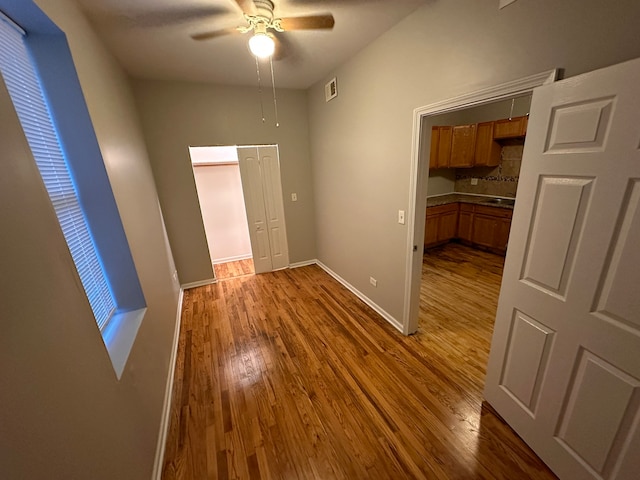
[475,122,502,167]
[429,127,439,169]
[450,124,477,167]
[424,213,439,246]
[471,213,497,248]
[436,126,453,168]
[495,217,512,253]
[438,208,458,242]
[457,208,473,241]
[493,115,528,139]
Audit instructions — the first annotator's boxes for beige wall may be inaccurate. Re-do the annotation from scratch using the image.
[132,80,317,283]
[0,1,180,478]
[307,0,640,323]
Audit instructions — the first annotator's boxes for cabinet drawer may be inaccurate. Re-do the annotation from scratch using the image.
[475,204,513,219]
[426,202,459,217]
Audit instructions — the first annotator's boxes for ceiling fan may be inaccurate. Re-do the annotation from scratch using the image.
[191,0,335,58]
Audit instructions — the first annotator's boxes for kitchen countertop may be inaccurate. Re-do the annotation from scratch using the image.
[427,193,515,210]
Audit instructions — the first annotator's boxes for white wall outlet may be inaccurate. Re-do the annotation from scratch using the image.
[291,192,298,202]
[398,210,405,225]
[369,276,377,287]
[471,178,479,185]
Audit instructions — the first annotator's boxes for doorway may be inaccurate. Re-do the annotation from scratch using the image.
[190,145,254,280]
[189,144,290,280]
[403,70,559,335]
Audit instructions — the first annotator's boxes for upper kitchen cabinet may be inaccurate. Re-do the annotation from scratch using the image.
[449,124,477,168]
[493,115,528,139]
[474,121,502,167]
[430,125,453,168]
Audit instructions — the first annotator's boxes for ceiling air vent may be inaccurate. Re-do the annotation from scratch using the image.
[325,77,337,102]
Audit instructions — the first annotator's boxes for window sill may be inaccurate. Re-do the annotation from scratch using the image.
[102,308,146,380]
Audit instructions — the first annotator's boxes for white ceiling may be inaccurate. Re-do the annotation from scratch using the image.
[73,0,428,89]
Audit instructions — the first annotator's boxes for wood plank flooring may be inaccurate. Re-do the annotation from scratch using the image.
[162,243,557,479]
[214,258,255,280]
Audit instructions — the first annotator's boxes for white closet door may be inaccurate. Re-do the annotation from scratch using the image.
[237,145,290,274]
[237,147,273,274]
[258,146,290,270]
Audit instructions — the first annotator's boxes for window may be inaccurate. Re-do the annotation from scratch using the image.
[0,13,117,329]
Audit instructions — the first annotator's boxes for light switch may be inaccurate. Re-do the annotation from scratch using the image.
[471,178,479,186]
[398,210,405,225]
[291,193,298,202]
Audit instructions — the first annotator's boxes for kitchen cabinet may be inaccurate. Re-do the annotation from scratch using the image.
[424,203,459,248]
[450,124,477,168]
[430,126,453,168]
[457,203,474,241]
[474,121,502,167]
[468,205,513,254]
[493,115,528,139]
[426,202,513,254]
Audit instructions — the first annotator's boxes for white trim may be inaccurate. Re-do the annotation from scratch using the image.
[152,288,184,480]
[289,259,318,269]
[212,253,253,264]
[103,307,147,380]
[403,69,559,335]
[316,261,404,333]
[181,278,217,290]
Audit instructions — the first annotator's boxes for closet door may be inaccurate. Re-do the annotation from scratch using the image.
[237,146,290,273]
[237,147,273,274]
[258,146,290,270]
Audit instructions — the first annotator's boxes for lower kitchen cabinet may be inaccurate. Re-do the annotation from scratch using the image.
[424,203,459,248]
[466,204,512,254]
[425,202,512,254]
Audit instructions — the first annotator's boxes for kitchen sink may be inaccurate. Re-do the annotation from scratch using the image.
[486,198,515,206]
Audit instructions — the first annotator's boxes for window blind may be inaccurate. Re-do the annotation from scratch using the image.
[0,14,116,330]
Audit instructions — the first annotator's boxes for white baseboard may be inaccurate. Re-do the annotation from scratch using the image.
[152,288,184,480]
[181,278,217,290]
[315,261,404,334]
[289,259,318,269]
[212,253,252,264]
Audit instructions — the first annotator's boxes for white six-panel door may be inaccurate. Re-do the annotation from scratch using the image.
[484,58,640,480]
[237,146,289,274]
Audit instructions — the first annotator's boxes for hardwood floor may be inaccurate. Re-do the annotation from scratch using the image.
[162,243,557,479]
[214,258,255,280]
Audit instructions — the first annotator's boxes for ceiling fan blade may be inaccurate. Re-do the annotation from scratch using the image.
[191,27,239,41]
[232,0,255,15]
[278,14,335,31]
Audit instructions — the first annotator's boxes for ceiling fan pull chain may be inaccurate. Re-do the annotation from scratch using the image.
[255,56,266,123]
[270,56,280,127]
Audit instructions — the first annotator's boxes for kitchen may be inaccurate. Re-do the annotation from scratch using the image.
[422,96,531,255]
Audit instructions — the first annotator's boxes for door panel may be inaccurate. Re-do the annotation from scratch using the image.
[484,58,640,480]
[259,146,290,270]
[237,147,272,274]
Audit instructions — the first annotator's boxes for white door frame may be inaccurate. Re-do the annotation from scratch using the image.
[402,69,559,335]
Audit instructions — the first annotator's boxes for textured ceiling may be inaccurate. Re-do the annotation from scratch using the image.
[73,0,428,89]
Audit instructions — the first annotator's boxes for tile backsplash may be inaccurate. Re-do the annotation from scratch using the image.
[455,143,523,197]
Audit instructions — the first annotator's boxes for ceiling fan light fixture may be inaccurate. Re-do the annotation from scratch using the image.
[249,32,275,58]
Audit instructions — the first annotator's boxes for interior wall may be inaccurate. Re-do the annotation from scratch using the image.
[133,79,317,283]
[192,163,252,263]
[307,0,640,324]
[1,1,180,478]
